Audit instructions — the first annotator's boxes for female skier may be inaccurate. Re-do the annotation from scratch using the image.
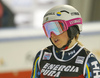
[31,5,100,78]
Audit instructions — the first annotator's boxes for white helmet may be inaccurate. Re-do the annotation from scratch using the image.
[43,5,82,32]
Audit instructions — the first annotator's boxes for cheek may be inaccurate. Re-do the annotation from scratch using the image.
[61,37,68,43]
[61,32,69,43]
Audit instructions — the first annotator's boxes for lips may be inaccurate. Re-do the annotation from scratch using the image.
[54,39,59,43]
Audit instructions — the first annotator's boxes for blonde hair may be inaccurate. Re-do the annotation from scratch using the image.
[75,34,83,46]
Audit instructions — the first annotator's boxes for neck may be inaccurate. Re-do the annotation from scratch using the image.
[68,38,77,49]
[62,38,77,50]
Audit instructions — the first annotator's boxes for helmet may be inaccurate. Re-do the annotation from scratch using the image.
[43,5,82,32]
[43,5,82,50]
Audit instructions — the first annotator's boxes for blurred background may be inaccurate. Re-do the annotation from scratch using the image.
[0,0,100,78]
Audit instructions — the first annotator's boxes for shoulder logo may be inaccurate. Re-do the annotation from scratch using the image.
[43,52,52,60]
[68,50,75,56]
[75,56,85,64]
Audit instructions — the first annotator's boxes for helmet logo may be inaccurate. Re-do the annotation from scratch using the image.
[44,12,55,17]
[57,12,61,16]
[71,12,79,16]
[60,10,69,14]
[46,17,49,21]
[56,10,69,16]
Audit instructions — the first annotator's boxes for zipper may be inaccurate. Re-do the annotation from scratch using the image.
[61,51,65,60]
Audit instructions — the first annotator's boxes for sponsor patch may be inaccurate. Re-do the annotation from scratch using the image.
[43,52,52,60]
[75,56,85,64]
[41,63,79,77]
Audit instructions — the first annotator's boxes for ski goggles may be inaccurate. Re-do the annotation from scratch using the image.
[43,18,82,38]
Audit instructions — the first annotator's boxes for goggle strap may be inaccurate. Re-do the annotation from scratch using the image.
[66,18,82,27]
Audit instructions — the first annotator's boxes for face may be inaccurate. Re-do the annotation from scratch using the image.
[51,31,69,48]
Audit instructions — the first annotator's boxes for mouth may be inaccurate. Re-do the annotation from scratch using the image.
[54,39,59,43]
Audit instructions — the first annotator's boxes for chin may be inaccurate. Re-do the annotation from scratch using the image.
[56,45,62,49]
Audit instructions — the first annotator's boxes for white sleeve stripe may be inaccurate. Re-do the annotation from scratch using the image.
[83,52,92,76]
[38,50,43,70]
